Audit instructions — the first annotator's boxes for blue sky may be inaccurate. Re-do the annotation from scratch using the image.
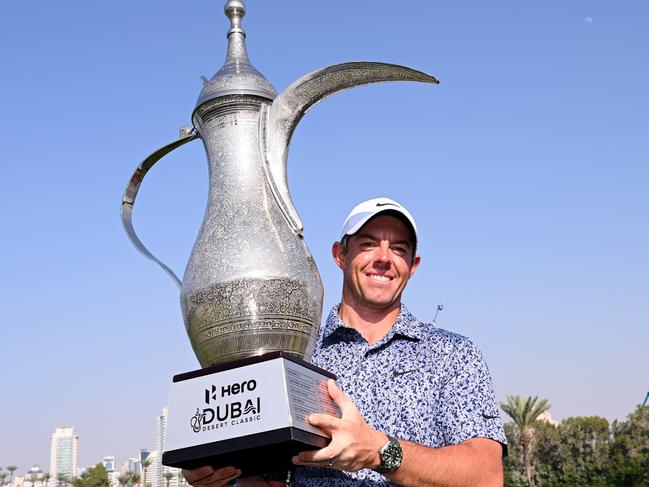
[1,0,647,473]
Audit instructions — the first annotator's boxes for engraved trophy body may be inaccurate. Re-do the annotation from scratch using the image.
[121,0,438,475]
[184,89,323,367]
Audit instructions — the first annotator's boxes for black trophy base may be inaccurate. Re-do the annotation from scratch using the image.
[163,426,327,477]
[161,352,338,478]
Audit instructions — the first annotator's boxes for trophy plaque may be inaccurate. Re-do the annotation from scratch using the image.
[162,352,337,475]
[120,0,437,476]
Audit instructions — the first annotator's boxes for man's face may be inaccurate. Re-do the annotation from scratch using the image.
[332,214,420,311]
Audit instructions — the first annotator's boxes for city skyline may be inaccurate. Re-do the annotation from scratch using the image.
[2,0,647,474]
[3,411,178,487]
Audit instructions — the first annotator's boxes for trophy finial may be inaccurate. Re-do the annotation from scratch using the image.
[194,0,276,108]
[224,0,246,38]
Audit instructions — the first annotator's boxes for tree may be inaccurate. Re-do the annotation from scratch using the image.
[56,474,69,487]
[72,465,108,487]
[163,472,173,487]
[129,473,140,487]
[500,395,551,487]
[6,467,17,486]
[560,416,610,485]
[71,471,87,487]
[609,405,649,486]
[140,459,151,487]
[1,473,8,486]
[117,474,128,487]
[527,420,564,486]
[42,473,50,487]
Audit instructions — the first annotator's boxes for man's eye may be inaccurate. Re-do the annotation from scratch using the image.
[393,246,406,254]
[360,241,375,247]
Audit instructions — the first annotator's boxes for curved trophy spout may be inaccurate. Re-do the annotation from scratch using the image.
[262,62,439,235]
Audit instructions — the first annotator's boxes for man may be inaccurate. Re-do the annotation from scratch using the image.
[184,197,506,486]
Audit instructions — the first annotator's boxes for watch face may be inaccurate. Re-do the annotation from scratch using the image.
[378,436,403,473]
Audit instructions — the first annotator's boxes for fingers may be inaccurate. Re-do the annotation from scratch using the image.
[326,379,356,416]
[305,380,355,431]
[235,476,287,486]
[182,466,214,484]
[293,443,340,464]
[291,454,337,469]
[307,412,340,433]
[182,466,241,487]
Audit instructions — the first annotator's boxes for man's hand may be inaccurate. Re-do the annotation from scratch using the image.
[182,466,240,487]
[291,379,387,472]
[182,467,286,487]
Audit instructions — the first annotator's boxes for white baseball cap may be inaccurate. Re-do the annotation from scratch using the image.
[339,197,418,246]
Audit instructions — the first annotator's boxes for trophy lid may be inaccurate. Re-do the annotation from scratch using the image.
[195,0,277,108]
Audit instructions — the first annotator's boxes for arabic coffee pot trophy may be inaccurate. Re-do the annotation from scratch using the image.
[121,0,438,475]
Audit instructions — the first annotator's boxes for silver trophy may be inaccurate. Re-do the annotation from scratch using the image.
[121,0,437,475]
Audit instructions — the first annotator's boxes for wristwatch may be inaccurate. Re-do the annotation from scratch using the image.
[373,434,403,474]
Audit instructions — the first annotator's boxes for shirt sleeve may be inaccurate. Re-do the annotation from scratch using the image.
[439,337,507,450]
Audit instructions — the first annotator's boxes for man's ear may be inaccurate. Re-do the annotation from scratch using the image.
[409,254,421,278]
[332,241,346,270]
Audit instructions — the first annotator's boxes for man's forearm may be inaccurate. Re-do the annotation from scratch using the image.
[385,438,503,487]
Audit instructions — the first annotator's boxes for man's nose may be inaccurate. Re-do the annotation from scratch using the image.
[374,242,391,266]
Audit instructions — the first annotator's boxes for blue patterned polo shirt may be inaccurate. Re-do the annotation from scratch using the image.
[291,304,507,486]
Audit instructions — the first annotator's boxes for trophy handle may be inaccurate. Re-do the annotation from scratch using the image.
[121,128,199,289]
[262,62,439,236]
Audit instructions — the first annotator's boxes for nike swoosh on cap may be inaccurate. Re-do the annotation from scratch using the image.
[376,202,398,207]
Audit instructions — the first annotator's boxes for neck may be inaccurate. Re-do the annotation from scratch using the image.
[338,298,401,344]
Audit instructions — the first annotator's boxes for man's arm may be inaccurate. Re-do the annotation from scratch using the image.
[292,380,503,487]
[388,438,503,487]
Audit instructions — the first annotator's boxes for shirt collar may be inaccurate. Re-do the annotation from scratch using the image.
[322,303,424,342]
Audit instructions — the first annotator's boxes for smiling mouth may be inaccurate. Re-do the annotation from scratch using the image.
[367,274,393,282]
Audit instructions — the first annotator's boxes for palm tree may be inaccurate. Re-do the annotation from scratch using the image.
[130,473,140,487]
[117,472,131,487]
[163,472,173,487]
[56,473,69,487]
[140,459,151,487]
[7,467,17,486]
[42,473,50,487]
[500,395,551,487]
[1,473,8,486]
[72,471,88,487]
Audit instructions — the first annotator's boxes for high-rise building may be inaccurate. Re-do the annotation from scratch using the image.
[50,427,79,482]
[143,450,158,487]
[103,458,118,487]
[102,457,115,473]
[140,449,151,465]
[130,458,140,473]
[155,408,180,487]
[155,408,168,487]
